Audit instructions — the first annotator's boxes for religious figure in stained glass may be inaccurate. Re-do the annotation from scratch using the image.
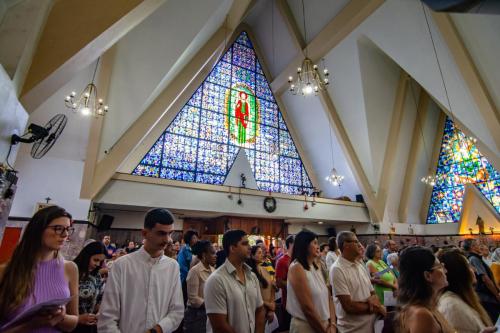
[426,117,500,224]
[132,31,313,195]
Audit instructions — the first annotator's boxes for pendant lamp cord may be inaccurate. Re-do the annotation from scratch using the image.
[301,0,307,57]
[91,57,100,84]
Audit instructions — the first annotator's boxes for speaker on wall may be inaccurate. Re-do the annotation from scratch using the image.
[327,227,337,237]
[355,194,365,203]
[98,214,114,231]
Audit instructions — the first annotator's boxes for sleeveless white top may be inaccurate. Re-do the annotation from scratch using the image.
[286,261,330,321]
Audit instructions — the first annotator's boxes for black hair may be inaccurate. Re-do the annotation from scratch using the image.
[255,239,264,245]
[247,246,269,288]
[328,237,337,251]
[398,246,436,307]
[365,244,379,260]
[183,230,199,245]
[192,240,212,258]
[144,208,174,229]
[320,243,328,252]
[73,241,107,281]
[291,230,318,271]
[285,235,294,249]
[222,229,247,255]
[462,238,475,252]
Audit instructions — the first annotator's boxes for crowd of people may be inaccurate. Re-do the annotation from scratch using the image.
[0,205,499,333]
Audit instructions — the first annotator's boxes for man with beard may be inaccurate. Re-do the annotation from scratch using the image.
[98,208,184,333]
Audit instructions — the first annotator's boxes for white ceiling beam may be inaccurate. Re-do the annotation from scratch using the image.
[271,0,384,95]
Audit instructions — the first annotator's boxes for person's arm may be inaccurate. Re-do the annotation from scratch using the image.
[481,275,500,301]
[56,261,79,331]
[97,261,122,333]
[157,264,184,333]
[289,264,328,333]
[205,275,235,333]
[275,258,286,289]
[207,314,238,333]
[366,262,396,289]
[255,305,266,333]
[328,287,337,333]
[404,307,442,333]
[186,267,204,308]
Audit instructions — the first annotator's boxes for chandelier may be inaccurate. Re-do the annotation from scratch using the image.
[325,119,344,187]
[287,0,330,96]
[64,58,109,117]
[325,167,344,186]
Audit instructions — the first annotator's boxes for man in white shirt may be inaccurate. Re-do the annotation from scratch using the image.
[98,208,184,333]
[330,231,386,333]
[204,229,266,333]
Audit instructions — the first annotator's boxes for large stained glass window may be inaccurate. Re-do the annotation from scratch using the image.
[133,31,314,195]
[426,117,500,224]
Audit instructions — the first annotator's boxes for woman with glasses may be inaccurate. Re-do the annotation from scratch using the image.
[437,249,496,333]
[397,246,455,333]
[0,205,79,332]
[73,241,107,333]
[365,244,397,305]
[287,230,336,333]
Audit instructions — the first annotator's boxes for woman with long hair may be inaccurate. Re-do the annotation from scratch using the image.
[437,249,495,333]
[184,240,216,333]
[247,245,276,325]
[0,206,79,332]
[397,246,455,333]
[287,230,336,333]
[72,241,107,333]
[365,244,397,305]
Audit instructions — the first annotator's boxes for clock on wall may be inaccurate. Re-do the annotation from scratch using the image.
[263,196,276,213]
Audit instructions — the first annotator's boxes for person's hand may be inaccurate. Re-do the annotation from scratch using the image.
[326,323,337,333]
[79,313,97,325]
[375,304,387,318]
[266,311,275,323]
[28,306,65,328]
[480,327,497,333]
[368,294,381,307]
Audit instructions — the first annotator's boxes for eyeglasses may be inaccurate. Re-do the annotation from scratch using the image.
[345,239,360,245]
[429,262,445,271]
[47,225,75,236]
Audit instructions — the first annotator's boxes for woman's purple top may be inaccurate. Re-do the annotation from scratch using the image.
[2,257,70,332]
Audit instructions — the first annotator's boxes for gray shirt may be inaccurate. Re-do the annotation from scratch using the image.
[204,259,264,333]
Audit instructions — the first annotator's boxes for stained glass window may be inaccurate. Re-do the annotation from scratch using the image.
[133,31,314,195]
[426,117,500,223]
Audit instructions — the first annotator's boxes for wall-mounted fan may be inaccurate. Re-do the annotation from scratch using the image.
[11,114,67,159]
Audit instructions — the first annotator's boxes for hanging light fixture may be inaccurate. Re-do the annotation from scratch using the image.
[324,118,344,186]
[287,0,330,96]
[64,58,109,117]
[418,2,475,187]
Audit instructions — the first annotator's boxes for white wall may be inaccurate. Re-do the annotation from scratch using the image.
[96,210,184,230]
[96,178,371,223]
[10,153,90,220]
[0,65,28,164]
[99,0,231,161]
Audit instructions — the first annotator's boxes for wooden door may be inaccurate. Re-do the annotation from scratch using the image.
[0,227,22,264]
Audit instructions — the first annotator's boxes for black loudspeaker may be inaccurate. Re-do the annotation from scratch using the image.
[355,194,365,203]
[327,227,337,237]
[98,214,114,231]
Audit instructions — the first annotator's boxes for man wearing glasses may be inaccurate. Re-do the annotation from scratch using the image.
[330,231,386,333]
[98,208,184,333]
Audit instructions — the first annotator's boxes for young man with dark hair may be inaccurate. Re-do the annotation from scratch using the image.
[275,235,294,331]
[98,208,184,333]
[177,229,199,304]
[102,235,116,259]
[205,230,265,333]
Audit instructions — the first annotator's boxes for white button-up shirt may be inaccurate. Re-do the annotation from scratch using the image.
[204,259,264,333]
[98,247,184,333]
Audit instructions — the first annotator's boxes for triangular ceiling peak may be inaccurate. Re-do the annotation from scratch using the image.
[132,31,314,195]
